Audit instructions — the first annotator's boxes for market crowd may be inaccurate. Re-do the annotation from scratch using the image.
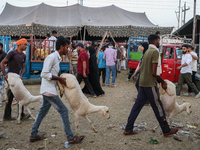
[0,30,128,144]
[0,30,199,145]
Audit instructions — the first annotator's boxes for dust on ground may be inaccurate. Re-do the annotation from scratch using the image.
[0,71,200,150]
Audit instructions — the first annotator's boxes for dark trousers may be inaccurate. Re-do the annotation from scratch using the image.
[135,73,150,104]
[98,68,106,84]
[125,86,170,134]
[135,74,140,91]
[188,71,198,93]
[3,89,25,119]
[128,69,134,79]
[76,73,95,95]
[176,73,199,95]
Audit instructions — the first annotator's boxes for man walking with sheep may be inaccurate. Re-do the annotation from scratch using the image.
[29,36,84,144]
[1,38,30,121]
[124,34,178,136]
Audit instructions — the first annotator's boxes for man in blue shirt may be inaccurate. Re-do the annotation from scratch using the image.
[97,47,106,86]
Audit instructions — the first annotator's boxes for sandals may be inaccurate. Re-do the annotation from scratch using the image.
[21,114,31,120]
[30,135,47,142]
[3,117,16,121]
[164,128,178,137]
[68,135,85,144]
[123,130,138,135]
[111,84,117,87]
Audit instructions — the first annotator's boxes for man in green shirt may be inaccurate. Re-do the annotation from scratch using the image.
[124,34,178,137]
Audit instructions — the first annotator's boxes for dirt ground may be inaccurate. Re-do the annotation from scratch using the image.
[0,70,200,150]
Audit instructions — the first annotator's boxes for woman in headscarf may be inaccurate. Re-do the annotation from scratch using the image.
[82,46,105,96]
[133,42,149,104]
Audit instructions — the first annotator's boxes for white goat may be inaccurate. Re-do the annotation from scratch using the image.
[153,80,191,132]
[7,73,42,124]
[57,73,110,135]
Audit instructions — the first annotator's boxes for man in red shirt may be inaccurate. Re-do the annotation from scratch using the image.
[75,43,96,98]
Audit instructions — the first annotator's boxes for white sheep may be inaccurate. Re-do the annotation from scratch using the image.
[57,73,110,135]
[7,73,42,124]
[153,80,191,132]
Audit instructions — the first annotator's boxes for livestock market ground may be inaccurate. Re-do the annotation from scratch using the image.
[0,70,200,150]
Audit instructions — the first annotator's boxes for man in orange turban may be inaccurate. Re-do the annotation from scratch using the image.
[15,38,28,50]
[1,38,30,121]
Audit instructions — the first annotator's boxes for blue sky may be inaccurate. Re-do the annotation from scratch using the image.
[0,0,199,30]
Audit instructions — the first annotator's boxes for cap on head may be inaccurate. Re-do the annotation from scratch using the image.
[75,42,84,48]
[108,42,113,46]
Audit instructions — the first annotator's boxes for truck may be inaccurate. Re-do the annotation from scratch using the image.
[11,35,71,79]
[0,36,11,52]
[127,35,192,82]
[127,37,148,70]
[161,45,182,82]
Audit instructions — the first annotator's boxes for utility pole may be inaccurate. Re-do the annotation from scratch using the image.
[182,2,190,25]
[192,0,196,46]
[178,0,181,28]
[175,0,181,29]
[80,0,83,5]
[77,0,83,5]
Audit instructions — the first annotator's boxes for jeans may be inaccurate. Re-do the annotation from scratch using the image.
[30,95,74,140]
[106,65,116,85]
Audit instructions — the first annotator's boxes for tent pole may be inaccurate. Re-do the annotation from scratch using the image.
[83,25,86,44]
[96,31,108,57]
[108,31,121,52]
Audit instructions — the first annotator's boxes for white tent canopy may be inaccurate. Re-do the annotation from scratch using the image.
[0,3,157,27]
[0,3,172,37]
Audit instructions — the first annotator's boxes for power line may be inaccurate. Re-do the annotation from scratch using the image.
[13,0,200,10]
[14,0,180,8]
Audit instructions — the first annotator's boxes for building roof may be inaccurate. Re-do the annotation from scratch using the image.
[173,15,200,43]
